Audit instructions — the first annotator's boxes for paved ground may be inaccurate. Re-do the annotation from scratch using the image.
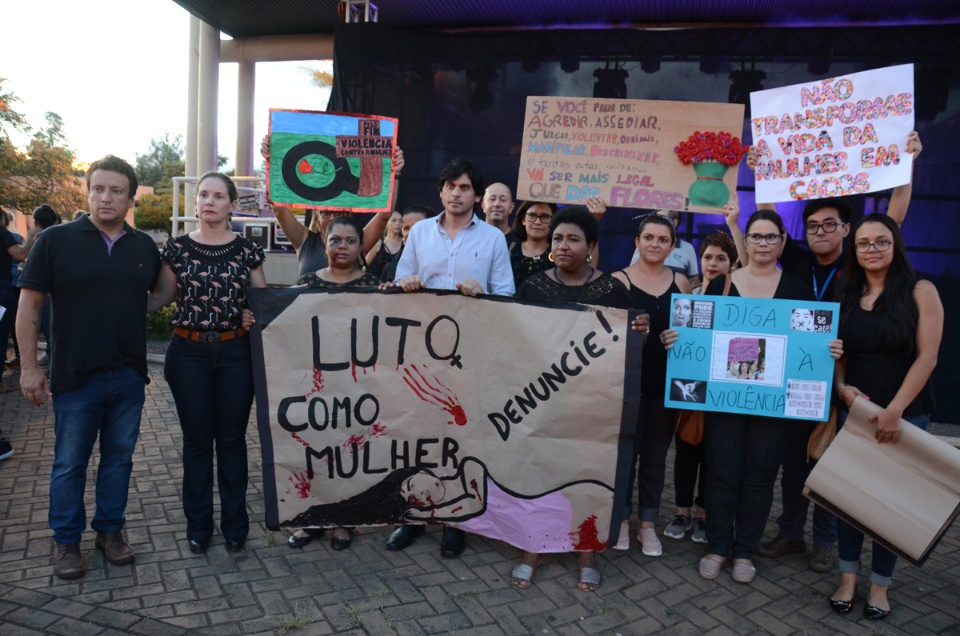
[1,360,958,635]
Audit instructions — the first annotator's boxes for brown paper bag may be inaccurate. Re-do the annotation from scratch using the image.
[804,397,960,566]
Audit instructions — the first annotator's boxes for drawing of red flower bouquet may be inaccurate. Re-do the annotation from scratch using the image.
[674,131,749,208]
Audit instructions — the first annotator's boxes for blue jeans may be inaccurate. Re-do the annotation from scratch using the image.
[836,412,929,586]
[50,366,146,544]
[164,335,254,543]
[704,411,794,559]
[775,419,837,547]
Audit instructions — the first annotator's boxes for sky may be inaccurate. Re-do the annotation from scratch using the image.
[2,0,332,172]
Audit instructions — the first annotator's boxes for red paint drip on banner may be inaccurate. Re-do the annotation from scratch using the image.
[401,364,468,426]
[289,471,311,498]
[469,478,483,504]
[571,515,608,551]
[305,367,324,396]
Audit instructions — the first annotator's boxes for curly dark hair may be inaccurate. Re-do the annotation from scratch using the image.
[549,206,599,245]
[699,230,738,263]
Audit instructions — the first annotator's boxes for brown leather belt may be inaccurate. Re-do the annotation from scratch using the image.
[173,327,249,344]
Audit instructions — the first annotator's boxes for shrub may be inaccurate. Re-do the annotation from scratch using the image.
[147,303,176,340]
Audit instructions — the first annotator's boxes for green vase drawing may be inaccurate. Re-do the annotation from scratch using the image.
[689,162,730,207]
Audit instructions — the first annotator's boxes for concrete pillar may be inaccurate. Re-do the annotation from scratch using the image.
[185,15,200,180]
[236,62,256,177]
[197,20,220,173]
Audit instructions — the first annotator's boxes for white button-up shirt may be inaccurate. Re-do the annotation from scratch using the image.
[395,212,515,296]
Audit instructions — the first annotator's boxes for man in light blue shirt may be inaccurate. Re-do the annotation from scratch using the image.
[394,158,514,297]
[386,158,513,558]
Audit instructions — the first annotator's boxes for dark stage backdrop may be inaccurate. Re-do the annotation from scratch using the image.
[329,23,960,422]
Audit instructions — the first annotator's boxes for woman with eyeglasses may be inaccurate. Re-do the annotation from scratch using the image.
[693,210,842,584]
[259,136,404,280]
[829,214,942,621]
[509,201,556,289]
[287,215,382,551]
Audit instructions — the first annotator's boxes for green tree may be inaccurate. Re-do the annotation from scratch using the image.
[135,133,185,194]
[134,191,184,233]
[0,78,30,138]
[0,111,85,216]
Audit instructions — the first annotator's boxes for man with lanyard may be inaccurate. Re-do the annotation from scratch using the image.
[746,130,922,572]
[17,155,168,579]
[387,157,514,558]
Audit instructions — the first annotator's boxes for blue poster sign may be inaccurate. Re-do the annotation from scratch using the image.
[663,294,840,421]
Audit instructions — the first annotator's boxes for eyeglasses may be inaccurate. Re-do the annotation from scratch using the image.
[805,220,845,234]
[318,211,349,219]
[745,232,783,245]
[525,213,552,224]
[855,239,893,253]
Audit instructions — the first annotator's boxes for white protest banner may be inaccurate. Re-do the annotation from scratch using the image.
[250,289,641,553]
[517,97,747,213]
[750,64,915,203]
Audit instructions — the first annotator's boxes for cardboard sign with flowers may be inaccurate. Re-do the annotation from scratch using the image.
[518,96,745,213]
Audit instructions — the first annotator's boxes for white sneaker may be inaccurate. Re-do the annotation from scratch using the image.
[637,526,662,557]
[612,520,630,550]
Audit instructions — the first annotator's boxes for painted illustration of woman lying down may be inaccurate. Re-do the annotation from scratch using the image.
[282,457,615,556]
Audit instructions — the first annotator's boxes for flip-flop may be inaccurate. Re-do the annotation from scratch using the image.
[510,562,538,589]
[699,554,727,580]
[578,566,601,592]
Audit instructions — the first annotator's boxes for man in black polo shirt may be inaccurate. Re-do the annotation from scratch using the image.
[17,155,164,580]
[745,131,921,572]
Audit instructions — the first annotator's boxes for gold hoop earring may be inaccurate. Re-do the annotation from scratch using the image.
[548,252,554,263]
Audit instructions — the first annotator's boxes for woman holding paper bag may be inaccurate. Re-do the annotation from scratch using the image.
[830,213,942,620]
[689,210,842,584]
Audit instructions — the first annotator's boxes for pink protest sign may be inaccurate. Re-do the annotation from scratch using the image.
[727,337,760,363]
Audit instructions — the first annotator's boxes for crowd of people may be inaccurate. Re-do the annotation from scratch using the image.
[1,129,943,622]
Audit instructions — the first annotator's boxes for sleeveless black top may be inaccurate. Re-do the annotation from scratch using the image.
[621,270,682,398]
[839,302,935,417]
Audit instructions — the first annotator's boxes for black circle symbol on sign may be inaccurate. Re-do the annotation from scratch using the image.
[281,140,360,201]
